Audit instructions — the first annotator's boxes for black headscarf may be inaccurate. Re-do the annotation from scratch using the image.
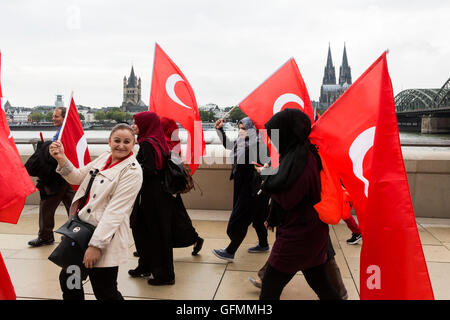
[262,108,322,194]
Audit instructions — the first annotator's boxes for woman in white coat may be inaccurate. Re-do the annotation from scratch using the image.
[49,123,143,300]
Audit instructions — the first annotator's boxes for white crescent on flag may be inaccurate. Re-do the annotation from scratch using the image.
[273,93,304,115]
[348,126,376,197]
[165,74,192,109]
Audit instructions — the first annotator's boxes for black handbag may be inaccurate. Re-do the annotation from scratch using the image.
[48,169,99,271]
[147,138,192,194]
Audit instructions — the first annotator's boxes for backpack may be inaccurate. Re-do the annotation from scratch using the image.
[25,141,57,179]
[147,138,194,195]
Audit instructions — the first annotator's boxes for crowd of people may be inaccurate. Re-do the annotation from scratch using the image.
[25,107,362,300]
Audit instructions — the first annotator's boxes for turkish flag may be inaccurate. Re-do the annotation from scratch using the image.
[149,43,205,174]
[0,252,15,300]
[58,96,90,189]
[0,52,37,225]
[311,52,433,299]
[1,52,36,300]
[239,58,315,130]
[239,58,315,166]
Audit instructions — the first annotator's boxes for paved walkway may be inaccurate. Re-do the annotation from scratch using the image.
[0,205,449,300]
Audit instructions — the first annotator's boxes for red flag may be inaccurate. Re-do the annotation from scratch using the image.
[239,58,315,166]
[0,252,15,300]
[0,52,37,224]
[311,52,433,299]
[58,96,91,189]
[239,58,315,130]
[149,43,205,174]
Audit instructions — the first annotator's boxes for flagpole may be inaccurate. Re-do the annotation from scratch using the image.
[57,91,73,141]
[148,43,157,111]
[222,105,238,120]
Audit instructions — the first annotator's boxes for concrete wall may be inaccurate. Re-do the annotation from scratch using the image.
[20,147,450,218]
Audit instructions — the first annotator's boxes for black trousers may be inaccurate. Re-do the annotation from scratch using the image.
[132,207,175,281]
[38,184,74,241]
[226,194,269,255]
[259,263,341,300]
[59,266,123,300]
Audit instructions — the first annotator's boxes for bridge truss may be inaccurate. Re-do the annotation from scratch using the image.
[395,77,450,112]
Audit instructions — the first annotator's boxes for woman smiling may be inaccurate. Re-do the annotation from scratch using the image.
[49,123,143,300]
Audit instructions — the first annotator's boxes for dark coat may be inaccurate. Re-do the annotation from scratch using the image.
[216,128,270,238]
[268,150,329,274]
[131,141,175,280]
[25,140,69,199]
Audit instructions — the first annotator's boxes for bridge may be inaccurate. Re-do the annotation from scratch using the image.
[395,77,450,133]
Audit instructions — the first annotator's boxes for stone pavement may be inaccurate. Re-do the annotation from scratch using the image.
[0,205,449,300]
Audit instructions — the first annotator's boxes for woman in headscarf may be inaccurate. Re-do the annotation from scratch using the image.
[128,111,176,286]
[160,117,204,255]
[258,108,340,300]
[212,117,270,262]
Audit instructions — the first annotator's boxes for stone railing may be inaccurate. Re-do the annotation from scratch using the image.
[15,139,450,219]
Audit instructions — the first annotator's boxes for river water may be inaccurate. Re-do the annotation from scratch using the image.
[11,129,450,145]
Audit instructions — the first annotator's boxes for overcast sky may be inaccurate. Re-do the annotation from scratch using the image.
[0,0,449,108]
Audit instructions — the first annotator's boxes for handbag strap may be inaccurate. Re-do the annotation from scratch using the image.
[76,169,99,216]
[145,137,168,158]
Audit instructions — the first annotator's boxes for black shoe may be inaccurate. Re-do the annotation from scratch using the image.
[128,267,151,278]
[133,251,139,257]
[192,237,204,256]
[346,233,362,245]
[28,238,54,247]
[148,278,175,286]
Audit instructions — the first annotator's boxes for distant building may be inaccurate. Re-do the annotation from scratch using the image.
[121,66,147,113]
[55,95,64,107]
[319,43,352,110]
[13,110,31,123]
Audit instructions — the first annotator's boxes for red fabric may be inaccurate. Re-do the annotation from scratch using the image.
[360,55,433,299]
[343,215,360,234]
[311,52,433,299]
[133,111,168,170]
[58,97,91,191]
[149,43,205,174]
[102,152,133,171]
[239,58,315,129]
[239,58,315,167]
[160,117,181,156]
[0,252,15,300]
[0,52,37,224]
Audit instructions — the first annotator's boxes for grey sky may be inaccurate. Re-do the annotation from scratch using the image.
[0,0,449,108]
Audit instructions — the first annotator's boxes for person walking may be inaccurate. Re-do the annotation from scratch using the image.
[212,117,270,262]
[160,117,204,255]
[258,109,341,300]
[50,123,143,300]
[128,111,176,286]
[27,107,75,247]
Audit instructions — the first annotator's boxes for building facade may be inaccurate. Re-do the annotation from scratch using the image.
[121,66,147,113]
[319,44,352,110]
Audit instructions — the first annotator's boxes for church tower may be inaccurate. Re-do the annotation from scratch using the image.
[122,66,142,112]
[339,43,352,86]
[322,44,336,85]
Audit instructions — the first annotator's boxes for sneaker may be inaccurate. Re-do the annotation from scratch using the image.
[346,233,362,245]
[28,238,54,247]
[248,244,270,253]
[128,267,151,278]
[212,248,234,262]
[192,237,204,256]
[248,277,262,289]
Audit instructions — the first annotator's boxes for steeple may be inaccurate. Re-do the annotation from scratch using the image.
[127,66,137,88]
[322,43,336,85]
[339,43,352,85]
